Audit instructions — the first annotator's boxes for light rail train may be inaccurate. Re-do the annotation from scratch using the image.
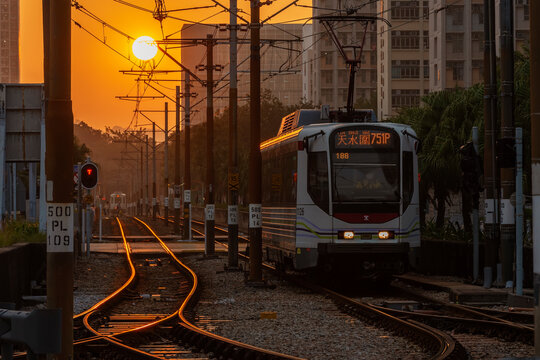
[261,108,420,278]
[110,192,127,216]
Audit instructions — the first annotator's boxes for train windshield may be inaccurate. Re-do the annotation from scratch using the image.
[332,155,399,202]
[331,127,400,204]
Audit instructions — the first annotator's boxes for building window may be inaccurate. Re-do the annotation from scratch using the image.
[434,64,439,85]
[472,4,484,25]
[447,33,464,53]
[448,61,464,81]
[390,1,427,19]
[391,30,420,49]
[392,89,421,108]
[524,4,530,21]
[391,60,420,79]
[322,51,333,65]
[447,5,464,26]
[424,60,429,79]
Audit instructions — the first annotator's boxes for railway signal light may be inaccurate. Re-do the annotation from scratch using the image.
[80,162,98,189]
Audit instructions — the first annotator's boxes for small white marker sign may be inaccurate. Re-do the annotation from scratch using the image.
[228,205,238,225]
[184,190,191,203]
[206,204,215,221]
[47,203,74,253]
[249,204,261,228]
[174,198,181,209]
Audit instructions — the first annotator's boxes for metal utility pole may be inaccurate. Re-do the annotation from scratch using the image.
[46,0,74,358]
[249,0,263,282]
[206,34,215,255]
[516,127,523,295]
[530,0,540,353]
[164,102,169,225]
[152,122,157,221]
[183,73,191,240]
[472,127,480,283]
[228,0,239,269]
[483,0,499,289]
[145,135,149,216]
[499,0,515,287]
[140,145,144,216]
[174,86,181,234]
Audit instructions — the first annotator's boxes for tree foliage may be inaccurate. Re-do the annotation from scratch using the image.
[391,47,531,232]
[180,90,314,207]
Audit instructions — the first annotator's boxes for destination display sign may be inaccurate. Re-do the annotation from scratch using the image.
[334,129,395,149]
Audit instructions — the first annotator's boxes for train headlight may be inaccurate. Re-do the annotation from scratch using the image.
[338,231,355,240]
[378,231,394,240]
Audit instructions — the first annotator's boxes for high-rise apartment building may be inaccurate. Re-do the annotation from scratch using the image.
[0,0,19,83]
[305,0,378,110]
[430,0,529,92]
[378,1,429,121]
[180,23,304,125]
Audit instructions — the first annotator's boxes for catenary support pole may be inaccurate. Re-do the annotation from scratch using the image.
[499,0,515,288]
[530,0,540,353]
[145,135,149,216]
[164,102,169,225]
[249,0,263,282]
[29,163,36,222]
[152,122,156,221]
[46,0,74,358]
[183,73,191,240]
[174,86,181,235]
[40,0,49,232]
[228,0,239,269]
[515,127,523,295]
[472,127,480,283]
[483,0,499,289]
[206,35,215,255]
[140,145,143,216]
[0,85,4,226]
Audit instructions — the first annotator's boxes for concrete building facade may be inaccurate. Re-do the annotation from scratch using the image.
[180,23,304,125]
[0,0,19,83]
[305,0,378,111]
[378,1,429,121]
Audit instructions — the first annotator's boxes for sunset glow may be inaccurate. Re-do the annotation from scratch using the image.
[132,36,158,61]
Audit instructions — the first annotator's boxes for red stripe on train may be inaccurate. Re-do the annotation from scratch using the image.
[333,213,399,224]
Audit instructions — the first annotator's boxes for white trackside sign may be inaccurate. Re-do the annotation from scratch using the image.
[47,203,74,252]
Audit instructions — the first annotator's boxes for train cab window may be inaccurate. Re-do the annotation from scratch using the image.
[308,151,329,212]
[402,151,414,210]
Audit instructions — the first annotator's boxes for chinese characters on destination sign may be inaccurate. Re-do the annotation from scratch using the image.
[335,130,393,148]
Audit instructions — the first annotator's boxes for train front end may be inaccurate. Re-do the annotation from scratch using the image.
[296,123,420,278]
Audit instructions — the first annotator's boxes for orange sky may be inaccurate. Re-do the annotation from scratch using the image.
[20,0,310,132]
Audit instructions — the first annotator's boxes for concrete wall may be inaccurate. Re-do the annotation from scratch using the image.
[0,243,46,307]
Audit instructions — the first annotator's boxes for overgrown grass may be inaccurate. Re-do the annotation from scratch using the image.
[0,221,45,247]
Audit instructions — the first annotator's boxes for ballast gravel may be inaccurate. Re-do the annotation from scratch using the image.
[183,256,428,360]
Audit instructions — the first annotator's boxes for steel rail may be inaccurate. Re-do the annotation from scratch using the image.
[182,215,465,359]
[133,217,305,360]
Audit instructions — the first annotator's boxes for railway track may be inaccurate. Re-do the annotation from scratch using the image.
[71,217,303,360]
[157,214,466,359]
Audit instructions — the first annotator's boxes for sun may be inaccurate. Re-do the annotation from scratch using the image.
[132,36,158,61]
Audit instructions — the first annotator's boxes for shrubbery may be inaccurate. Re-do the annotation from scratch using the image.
[0,221,45,247]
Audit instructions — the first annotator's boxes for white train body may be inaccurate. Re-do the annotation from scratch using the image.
[261,109,420,276]
[110,192,127,216]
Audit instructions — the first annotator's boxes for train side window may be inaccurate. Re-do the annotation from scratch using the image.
[402,151,413,210]
[308,151,329,212]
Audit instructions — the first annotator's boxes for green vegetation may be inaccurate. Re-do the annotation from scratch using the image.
[0,221,45,247]
[390,47,531,239]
